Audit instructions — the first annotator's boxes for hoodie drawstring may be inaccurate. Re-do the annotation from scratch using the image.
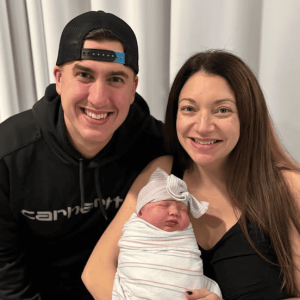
[79,159,85,209]
[79,159,108,221]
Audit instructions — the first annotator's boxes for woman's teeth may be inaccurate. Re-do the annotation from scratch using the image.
[194,139,218,145]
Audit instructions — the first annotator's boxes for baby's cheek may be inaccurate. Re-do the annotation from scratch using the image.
[181,214,190,230]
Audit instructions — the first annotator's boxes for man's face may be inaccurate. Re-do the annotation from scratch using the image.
[138,200,190,232]
[54,39,138,158]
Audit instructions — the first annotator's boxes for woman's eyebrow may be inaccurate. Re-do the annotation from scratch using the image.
[178,98,197,104]
[179,98,236,104]
[214,99,236,104]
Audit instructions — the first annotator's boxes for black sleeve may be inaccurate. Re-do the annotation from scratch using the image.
[0,160,41,300]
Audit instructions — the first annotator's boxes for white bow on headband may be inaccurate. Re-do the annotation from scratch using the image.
[136,167,208,218]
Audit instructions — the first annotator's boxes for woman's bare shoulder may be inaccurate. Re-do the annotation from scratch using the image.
[282,169,300,202]
[282,170,300,293]
[127,155,174,199]
[143,155,174,174]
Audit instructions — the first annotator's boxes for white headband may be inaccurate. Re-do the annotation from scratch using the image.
[136,168,208,218]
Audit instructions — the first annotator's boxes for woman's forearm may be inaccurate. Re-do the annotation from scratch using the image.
[82,190,139,299]
[82,253,117,300]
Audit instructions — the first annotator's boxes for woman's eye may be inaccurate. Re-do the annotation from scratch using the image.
[182,107,194,112]
[218,108,230,114]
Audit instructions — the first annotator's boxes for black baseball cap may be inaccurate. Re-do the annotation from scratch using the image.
[56,10,139,74]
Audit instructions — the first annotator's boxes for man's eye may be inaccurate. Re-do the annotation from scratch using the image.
[111,77,123,83]
[78,72,91,79]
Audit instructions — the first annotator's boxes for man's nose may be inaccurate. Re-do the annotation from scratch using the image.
[87,80,110,108]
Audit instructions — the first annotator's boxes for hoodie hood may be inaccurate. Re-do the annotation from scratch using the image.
[32,83,155,217]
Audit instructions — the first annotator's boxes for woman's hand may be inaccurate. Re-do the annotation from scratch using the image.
[185,289,222,300]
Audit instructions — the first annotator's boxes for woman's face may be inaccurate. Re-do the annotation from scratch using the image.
[176,71,240,169]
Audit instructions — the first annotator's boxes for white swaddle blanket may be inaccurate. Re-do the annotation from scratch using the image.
[112,213,222,300]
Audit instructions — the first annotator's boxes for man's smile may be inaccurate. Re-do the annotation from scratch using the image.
[81,108,112,120]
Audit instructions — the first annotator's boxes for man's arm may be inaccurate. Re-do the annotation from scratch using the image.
[0,160,41,300]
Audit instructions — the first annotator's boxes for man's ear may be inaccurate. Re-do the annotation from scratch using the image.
[53,66,63,95]
[130,75,139,104]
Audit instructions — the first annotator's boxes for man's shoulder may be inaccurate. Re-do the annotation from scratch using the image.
[0,109,41,159]
[142,114,164,137]
[129,93,164,137]
[123,98,165,153]
[134,115,165,152]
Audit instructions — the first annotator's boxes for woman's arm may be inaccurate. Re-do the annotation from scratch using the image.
[82,155,173,300]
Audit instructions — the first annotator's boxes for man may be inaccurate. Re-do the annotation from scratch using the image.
[0,11,165,300]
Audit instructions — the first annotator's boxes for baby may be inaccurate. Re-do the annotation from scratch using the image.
[138,199,190,232]
[112,168,222,299]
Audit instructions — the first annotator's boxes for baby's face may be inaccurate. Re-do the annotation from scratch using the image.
[138,200,190,232]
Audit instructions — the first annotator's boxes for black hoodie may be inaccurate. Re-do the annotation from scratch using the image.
[0,84,165,300]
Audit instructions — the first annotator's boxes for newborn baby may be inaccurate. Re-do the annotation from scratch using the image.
[138,199,190,232]
[112,168,222,299]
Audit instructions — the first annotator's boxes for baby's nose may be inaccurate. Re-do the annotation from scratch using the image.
[169,207,180,216]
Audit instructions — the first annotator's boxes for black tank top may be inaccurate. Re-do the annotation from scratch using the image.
[171,159,290,300]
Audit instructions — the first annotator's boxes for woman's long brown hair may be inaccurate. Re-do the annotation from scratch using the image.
[165,50,300,295]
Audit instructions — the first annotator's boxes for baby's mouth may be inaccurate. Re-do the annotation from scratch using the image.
[165,220,178,226]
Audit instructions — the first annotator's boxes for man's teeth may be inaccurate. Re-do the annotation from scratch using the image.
[194,139,218,145]
[84,109,109,120]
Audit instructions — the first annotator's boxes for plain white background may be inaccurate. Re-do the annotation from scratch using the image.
[1,0,299,162]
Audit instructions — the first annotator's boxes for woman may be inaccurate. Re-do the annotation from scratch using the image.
[82,50,300,300]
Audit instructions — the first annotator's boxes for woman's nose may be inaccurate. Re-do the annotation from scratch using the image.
[193,113,215,134]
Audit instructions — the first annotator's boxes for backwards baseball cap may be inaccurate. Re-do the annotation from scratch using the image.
[56,10,139,74]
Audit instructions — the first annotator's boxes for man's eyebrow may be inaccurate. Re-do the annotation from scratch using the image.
[107,70,129,79]
[72,64,94,74]
[72,64,130,79]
